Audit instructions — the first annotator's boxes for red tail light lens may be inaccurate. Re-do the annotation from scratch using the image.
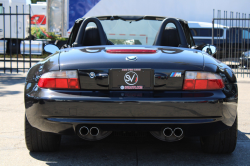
[183,72,224,90]
[38,70,80,89]
[106,49,157,54]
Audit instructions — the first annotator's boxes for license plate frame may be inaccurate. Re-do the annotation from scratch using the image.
[109,69,154,90]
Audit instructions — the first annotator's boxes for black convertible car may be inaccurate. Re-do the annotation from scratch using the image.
[24,16,238,153]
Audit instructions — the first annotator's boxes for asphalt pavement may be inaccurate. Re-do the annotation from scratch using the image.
[0,73,250,166]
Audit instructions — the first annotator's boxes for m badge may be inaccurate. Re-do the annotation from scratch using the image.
[170,72,182,77]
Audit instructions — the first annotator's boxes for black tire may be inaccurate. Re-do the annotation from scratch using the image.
[25,115,61,152]
[200,116,238,154]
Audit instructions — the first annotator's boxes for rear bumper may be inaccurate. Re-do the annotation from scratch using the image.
[25,87,238,137]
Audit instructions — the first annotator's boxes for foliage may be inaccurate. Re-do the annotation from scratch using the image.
[0,53,49,59]
[109,39,126,45]
[31,27,68,41]
[31,0,46,4]
[109,39,142,45]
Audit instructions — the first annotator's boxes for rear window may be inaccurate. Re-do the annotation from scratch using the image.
[190,28,224,37]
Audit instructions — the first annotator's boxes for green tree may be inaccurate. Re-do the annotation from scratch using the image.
[31,0,46,3]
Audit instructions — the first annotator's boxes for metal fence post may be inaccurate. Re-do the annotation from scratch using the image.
[248,14,250,77]
[16,5,18,73]
[3,7,5,73]
[9,6,12,73]
[29,4,31,68]
[213,11,250,77]
[23,5,25,73]
[212,9,214,45]
[212,20,214,45]
[0,5,39,73]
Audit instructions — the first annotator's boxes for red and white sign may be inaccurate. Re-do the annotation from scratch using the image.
[30,3,47,27]
[31,15,46,25]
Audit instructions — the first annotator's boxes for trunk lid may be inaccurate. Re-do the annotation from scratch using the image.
[59,46,204,90]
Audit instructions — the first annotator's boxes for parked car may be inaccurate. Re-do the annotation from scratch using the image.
[24,16,238,154]
[227,27,250,67]
[240,50,250,68]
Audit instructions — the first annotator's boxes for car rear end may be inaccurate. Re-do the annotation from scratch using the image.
[25,46,237,145]
[24,15,238,153]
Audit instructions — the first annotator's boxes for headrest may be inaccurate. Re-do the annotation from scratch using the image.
[161,27,181,47]
[82,27,101,46]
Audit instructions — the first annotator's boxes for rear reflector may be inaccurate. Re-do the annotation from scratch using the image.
[106,49,157,54]
[38,70,80,89]
[183,72,224,90]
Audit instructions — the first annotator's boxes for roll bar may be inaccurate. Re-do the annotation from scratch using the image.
[73,17,108,47]
[153,18,189,48]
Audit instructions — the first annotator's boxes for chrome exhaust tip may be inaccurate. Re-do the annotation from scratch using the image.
[79,126,89,136]
[90,127,99,136]
[173,128,183,138]
[163,127,173,137]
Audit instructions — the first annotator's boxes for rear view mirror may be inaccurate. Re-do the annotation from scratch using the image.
[44,44,59,54]
[202,45,217,56]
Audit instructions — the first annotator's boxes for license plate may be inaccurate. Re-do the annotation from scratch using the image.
[109,69,154,90]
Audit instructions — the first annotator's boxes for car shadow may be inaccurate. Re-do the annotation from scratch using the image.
[0,76,26,86]
[0,90,21,97]
[0,76,24,97]
[29,130,250,166]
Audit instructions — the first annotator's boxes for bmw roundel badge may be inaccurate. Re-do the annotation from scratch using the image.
[89,72,95,78]
[126,56,137,61]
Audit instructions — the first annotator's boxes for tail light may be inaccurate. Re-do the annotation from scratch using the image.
[106,49,157,54]
[183,71,224,90]
[38,70,80,89]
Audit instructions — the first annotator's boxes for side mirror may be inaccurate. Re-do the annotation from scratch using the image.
[44,44,59,54]
[202,45,217,56]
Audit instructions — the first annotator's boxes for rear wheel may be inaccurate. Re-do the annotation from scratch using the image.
[25,115,61,152]
[200,116,237,154]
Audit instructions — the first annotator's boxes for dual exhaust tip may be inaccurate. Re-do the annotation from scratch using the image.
[80,126,183,138]
[79,126,99,136]
[163,127,183,138]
